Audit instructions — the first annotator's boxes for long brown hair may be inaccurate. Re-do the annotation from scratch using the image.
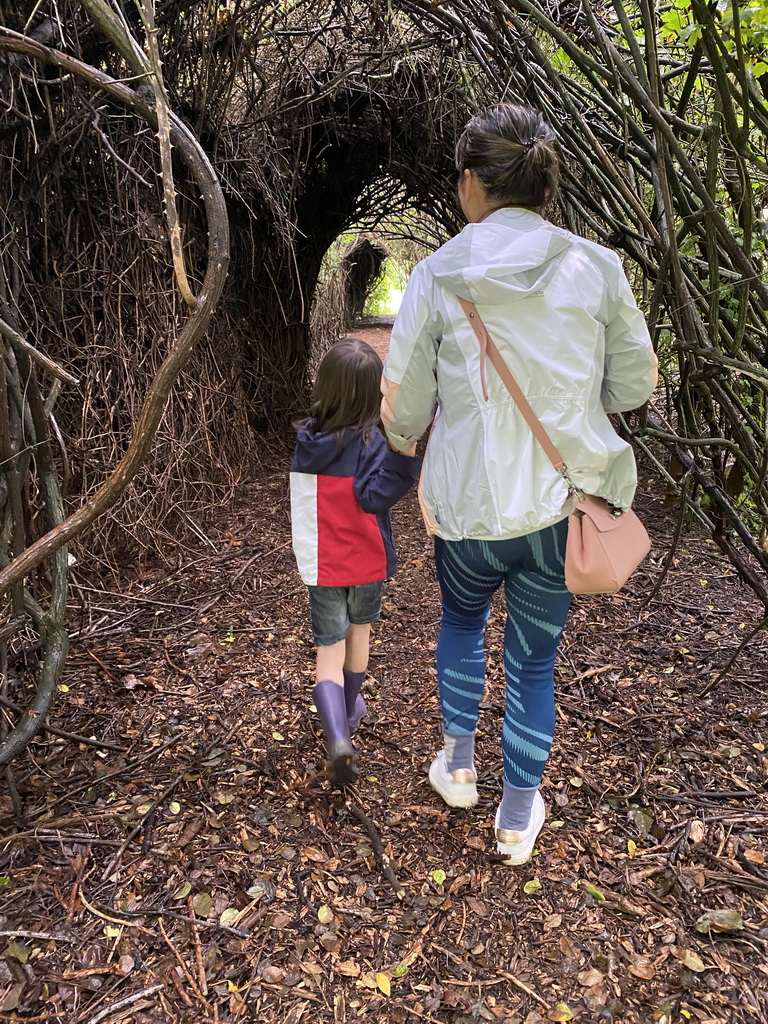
[301,336,383,438]
[455,104,560,209]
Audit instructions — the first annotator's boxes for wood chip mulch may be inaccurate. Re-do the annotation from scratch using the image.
[1,457,767,1024]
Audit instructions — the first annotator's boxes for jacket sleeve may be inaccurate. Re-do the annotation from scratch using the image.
[354,431,421,515]
[381,262,442,453]
[601,255,658,413]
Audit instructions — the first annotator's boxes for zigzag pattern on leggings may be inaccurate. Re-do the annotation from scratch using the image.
[435,523,571,787]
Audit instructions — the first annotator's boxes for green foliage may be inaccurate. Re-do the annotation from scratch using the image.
[364,258,407,316]
[660,0,768,77]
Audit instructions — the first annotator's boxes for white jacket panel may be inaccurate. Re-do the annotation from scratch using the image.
[381,208,657,541]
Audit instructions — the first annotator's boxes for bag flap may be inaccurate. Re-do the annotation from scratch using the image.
[573,495,627,532]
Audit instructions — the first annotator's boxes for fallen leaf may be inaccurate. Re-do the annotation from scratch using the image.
[192,891,213,917]
[743,849,764,864]
[578,968,604,987]
[6,940,28,964]
[688,820,706,844]
[318,905,334,924]
[336,960,360,977]
[299,961,323,976]
[246,880,275,901]
[627,839,637,858]
[695,909,744,933]
[581,883,606,901]
[682,952,707,973]
[523,879,542,895]
[547,1002,574,1021]
[357,972,379,990]
[320,933,342,952]
[393,962,409,977]
[0,983,23,1013]
[431,869,447,885]
[628,808,654,834]
[544,913,562,931]
[261,965,285,984]
[173,881,192,900]
[629,955,655,980]
[118,954,135,975]
[376,973,391,996]
[301,846,326,863]
[220,907,240,927]
[466,897,487,917]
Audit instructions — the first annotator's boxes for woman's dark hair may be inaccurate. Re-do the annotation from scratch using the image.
[302,336,383,437]
[455,103,560,208]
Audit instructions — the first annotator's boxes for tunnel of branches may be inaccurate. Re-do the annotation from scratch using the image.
[0,1,473,562]
[2,0,768,762]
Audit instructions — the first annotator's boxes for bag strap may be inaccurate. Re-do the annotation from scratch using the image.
[455,295,565,473]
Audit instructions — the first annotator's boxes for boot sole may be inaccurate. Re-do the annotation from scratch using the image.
[327,741,357,785]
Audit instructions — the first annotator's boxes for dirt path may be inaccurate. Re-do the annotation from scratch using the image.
[355,324,392,362]
[1,347,767,1022]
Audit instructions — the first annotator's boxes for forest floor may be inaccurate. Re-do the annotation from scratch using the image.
[1,327,768,1024]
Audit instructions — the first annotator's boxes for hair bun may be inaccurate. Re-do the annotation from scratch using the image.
[455,103,561,207]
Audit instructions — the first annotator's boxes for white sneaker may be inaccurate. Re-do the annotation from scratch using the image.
[495,790,545,866]
[428,751,478,808]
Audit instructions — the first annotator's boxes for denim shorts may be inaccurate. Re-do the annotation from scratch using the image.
[307,582,383,646]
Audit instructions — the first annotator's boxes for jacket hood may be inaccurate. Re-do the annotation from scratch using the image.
[293,426,354,474]
[427,208,573,305]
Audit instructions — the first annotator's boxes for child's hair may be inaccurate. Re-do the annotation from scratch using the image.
[455,103,560,209]
[303,336,383,437]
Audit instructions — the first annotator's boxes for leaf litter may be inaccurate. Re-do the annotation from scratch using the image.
[1,392,767,1021]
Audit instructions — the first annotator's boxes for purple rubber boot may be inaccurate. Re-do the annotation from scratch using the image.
[343,669,367,733]
[312,679,356,784]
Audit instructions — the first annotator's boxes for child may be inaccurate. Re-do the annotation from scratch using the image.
[290,337,420,784]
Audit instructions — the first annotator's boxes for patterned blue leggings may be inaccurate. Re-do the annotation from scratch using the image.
[434,521,572,788]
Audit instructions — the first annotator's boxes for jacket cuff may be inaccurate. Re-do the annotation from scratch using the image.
[385,447,422,473]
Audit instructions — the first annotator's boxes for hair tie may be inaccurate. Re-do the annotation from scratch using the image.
[525,136,537,151]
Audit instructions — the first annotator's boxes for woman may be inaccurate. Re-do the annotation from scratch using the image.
[382,104,657,865]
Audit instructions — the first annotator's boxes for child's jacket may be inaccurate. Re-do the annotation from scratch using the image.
[290,425,420,587]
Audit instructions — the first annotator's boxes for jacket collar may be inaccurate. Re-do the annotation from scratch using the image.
[481,207,546,228]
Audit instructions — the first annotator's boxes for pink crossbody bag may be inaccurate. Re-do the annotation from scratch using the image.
[456,295,651,595]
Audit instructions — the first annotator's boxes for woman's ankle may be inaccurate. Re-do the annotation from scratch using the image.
[443,731,475,772]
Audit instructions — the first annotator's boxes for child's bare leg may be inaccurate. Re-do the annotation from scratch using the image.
[344,623,372,674]
[316,639,346,687]
[343,623,371,731]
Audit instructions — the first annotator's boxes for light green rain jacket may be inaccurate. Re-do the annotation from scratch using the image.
[382,208,658,541]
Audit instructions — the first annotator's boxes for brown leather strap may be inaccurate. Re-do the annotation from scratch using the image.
[456,295,565,472]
